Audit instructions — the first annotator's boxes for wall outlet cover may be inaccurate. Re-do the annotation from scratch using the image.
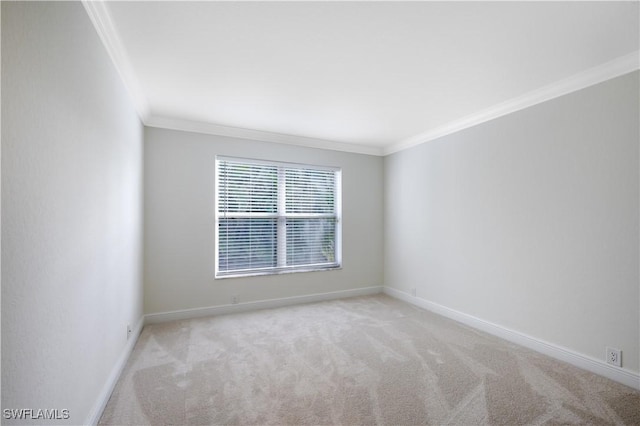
[606,347,622,367]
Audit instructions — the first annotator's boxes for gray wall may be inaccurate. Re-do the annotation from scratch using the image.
[2,2,637,419]
[384,71,639,374]
[144,127,384,314]
[2,2,144,423]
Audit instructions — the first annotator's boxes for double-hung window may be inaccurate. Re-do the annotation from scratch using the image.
[215,156,341,278]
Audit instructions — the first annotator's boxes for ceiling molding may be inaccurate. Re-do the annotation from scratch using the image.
[82,1,150,122]
[84,0,637,158]
[384,50,640,156]
[146,115,384,156]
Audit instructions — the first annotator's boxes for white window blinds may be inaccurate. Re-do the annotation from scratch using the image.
[216,157,341,277]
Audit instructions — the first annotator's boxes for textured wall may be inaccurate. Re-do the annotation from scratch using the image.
[144,127,384,314]
[2,2,143,423]
[385,71,639,374]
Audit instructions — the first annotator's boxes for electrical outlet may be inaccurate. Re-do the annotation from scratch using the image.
[231,295,239,305]
[606,347,621,367]
[127,324,132,340]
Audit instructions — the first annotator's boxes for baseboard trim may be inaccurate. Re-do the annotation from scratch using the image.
[144,286,384,324]
[84,286,383,423]
[85,316,145,425]
[383,287,640,390]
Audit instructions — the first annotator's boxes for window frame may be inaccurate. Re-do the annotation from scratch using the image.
[214,156,342,279]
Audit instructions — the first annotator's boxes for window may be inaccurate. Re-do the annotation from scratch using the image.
[215,156,341,278]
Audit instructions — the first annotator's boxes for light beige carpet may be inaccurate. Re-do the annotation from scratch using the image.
[100,295,640,425]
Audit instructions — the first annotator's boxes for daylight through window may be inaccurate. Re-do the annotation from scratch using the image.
[215,156,341,278]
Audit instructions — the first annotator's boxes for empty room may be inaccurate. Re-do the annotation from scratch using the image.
[2,1,639,425]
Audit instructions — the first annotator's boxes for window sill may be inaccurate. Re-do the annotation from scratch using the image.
[215,264,342,280]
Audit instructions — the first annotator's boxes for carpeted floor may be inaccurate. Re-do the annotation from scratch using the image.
[99,294,640,425]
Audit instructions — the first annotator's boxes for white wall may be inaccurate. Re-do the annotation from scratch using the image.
[144,127,383,314]
[2,2,143,424]
[2,4,634,419]
[385,71,639,374]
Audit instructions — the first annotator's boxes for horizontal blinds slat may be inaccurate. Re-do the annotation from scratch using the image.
[285,168,335,214]
[286,218,336,266]
[218,160,278,213]
[218,218,277,272]
[217,158,338,275]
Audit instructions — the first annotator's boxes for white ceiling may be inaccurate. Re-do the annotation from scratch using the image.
[87,1,639,155]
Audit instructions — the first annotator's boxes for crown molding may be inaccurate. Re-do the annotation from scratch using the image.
[384,50,640,156]
[81,0,381,156]
[82,1,637,158]
[82,0,150,122]
[146,115,384,156]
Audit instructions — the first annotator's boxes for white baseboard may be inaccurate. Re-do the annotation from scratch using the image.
[85,286,382,424]
[383,286,640,391]
[86,284,637,426]
[85,316,145,425]
[144,286,384,324]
